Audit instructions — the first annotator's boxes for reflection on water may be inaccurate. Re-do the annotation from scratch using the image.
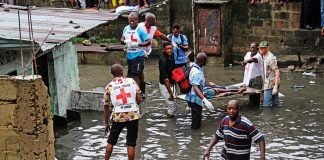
[55,59,324,159]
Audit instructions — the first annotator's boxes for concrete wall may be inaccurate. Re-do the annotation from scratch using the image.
[48,42,80,117]
[78,50,127,65]
[71,90,104,111]
[0,75,54,160]
[70,90,148,115]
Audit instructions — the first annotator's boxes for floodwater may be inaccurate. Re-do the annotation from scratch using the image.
[55,59,324,160]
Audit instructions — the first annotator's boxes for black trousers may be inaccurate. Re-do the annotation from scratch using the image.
[187,101,202,129]
[248,76,262,106]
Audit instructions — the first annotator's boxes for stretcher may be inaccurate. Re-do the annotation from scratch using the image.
[176,83,263,101]
[177,83,285,102]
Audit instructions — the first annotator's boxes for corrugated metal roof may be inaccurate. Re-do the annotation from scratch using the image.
[0,6,119,52]
[0,37,36,49]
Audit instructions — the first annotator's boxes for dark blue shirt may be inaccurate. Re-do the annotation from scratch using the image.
[215,115,264,160]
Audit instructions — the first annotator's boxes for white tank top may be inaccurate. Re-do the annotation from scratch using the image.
[243,52,264,85]
[124,25,144,53]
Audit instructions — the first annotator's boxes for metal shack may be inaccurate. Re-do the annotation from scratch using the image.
[193,0,233,66]
[0,5,119,118]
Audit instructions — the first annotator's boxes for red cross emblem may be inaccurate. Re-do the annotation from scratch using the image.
[116,88,131,104]
[131,34,138,42]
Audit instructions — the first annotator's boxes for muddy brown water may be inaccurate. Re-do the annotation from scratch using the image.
[55,59,324,160]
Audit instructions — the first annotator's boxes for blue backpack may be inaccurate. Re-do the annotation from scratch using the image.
[167,34,185,60]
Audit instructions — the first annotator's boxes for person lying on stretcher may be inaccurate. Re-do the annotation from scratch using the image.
[203,82,247,99]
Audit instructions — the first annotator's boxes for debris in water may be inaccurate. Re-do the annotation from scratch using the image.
[302,72,316,77]
[279,92,285,98]
[291,84,305,88]
[309,81,315,84]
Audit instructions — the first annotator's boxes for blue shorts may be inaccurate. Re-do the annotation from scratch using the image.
[127,56,144,76]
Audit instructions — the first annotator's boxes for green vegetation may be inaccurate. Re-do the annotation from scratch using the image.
[71,37,88,44]
[71,36,119,44]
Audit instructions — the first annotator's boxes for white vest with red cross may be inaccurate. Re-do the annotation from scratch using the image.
[124,25,144,53]
[109,77,140,122]
[139,22,157,55]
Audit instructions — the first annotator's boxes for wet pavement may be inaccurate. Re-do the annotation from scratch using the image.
[55,59,324,160]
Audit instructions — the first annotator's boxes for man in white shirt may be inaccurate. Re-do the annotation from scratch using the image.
[241,42,264,105]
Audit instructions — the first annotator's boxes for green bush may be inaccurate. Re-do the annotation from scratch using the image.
[71,37,87,44]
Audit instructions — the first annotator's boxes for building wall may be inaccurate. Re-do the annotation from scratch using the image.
[78,50,127,65]
[48,42,80,117]
[87,18,128,39]
[232,1,324,59]
[0,75,55,160]
[183,0,324,61]
[170,0,193,48]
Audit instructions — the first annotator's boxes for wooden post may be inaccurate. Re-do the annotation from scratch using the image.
[191,0,196,57]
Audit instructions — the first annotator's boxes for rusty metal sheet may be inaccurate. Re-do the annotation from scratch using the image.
[198,9,221,56]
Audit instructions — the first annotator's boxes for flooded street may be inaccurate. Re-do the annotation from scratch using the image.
[55,59,324,160]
